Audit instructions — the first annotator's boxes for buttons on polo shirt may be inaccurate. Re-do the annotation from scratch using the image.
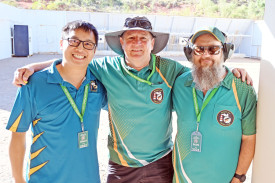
[136,72,146,91]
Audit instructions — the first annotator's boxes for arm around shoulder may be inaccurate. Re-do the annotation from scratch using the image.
[13,59,55,87]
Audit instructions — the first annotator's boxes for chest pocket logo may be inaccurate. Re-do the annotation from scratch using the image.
[151,88,164,104]
[217,110,234,126]
[90,80,98,92]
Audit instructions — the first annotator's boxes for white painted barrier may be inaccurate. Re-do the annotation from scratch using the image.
[252,0,275,182]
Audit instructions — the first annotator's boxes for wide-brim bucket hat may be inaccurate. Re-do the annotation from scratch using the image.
[105,16,169,55]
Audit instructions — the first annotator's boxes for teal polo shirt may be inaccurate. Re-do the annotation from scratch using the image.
[6,60,107,183]
[172,68,257,183]
[89,54,188,167]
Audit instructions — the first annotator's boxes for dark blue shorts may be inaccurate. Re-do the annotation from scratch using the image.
[107,151,173,183]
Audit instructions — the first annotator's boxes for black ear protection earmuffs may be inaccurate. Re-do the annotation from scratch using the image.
[183,32,235,62]
[223,43,235,61]
[183,36,194,61]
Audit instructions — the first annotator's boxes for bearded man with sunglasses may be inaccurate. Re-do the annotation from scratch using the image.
[172,27,257,183]
[12,17,252,183]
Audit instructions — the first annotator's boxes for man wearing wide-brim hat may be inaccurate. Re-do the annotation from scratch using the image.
[12,16,253,183]
[101,16,188,182]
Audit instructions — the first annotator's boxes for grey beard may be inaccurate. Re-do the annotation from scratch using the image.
[192,63,226,91]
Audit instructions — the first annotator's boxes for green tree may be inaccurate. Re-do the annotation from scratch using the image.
[247,0,265,19]
[32,0,46,9]
[195,0,218,17]
[2,0,265,19]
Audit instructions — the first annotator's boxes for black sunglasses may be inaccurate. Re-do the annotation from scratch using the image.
[124,18,152,30]
[193,45,223,56]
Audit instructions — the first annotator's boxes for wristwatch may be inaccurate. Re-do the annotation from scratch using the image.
[234,173,246,182]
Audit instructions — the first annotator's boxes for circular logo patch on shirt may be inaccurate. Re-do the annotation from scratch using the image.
[90,80,98,92]
[151,88,164,104]
[217,110,234,126]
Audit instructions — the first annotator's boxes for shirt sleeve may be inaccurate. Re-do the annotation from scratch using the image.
[88,58,105,82]
[6,85,36,132]
[176,62,190,77]
[101,85,108,111]
[236,79,257,135]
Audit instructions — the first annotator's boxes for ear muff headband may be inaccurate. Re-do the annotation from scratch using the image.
[183,34,193,61]
[183,32,235,62]
[223,43,235,61]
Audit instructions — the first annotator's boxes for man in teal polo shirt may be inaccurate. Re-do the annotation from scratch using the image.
[172,27,256,183]
[7,21,107,183]
[12,17,252,182]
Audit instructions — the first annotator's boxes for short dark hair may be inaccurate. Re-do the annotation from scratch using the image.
[62,20,99,46]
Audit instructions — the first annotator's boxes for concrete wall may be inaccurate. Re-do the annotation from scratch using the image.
[0,2,262,60]
[0,20,12,60]
[0,3,20,60]
[252,0,275,181]
[237,21,263,58]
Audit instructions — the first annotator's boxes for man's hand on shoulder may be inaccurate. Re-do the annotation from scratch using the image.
[232,68,253,86]
[13,67,34,87]
[12,59,55,87]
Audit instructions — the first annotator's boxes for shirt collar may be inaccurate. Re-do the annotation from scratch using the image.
[120,54,155,73]
[47,59,95,87]
[220,67,233,90]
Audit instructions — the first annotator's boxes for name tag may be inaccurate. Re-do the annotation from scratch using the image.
[191,131,202,152]
[78,131,89,148]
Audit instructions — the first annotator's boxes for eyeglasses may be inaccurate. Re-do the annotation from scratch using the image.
[65,38,96,50]
[193,45,223,56]
[124,17,152,30]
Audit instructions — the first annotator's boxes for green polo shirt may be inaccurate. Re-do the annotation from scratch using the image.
[172,68,257,183]
[89,54,188,167]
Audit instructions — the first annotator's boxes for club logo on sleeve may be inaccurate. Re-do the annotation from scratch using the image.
[151,88,164,104]
[90,80,98,92]
[217,110,234,126]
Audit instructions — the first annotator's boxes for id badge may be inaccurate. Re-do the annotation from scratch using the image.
[191,131,202,152]
[78,131,89,148]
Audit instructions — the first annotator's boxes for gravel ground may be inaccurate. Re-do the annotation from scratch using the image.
[0,54,260,183]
